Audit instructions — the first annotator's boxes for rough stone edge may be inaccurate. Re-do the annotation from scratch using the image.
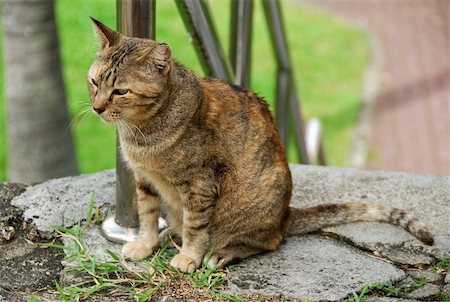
[10,169,115,238]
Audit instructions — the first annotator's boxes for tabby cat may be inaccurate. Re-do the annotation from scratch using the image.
[88,19,433,273]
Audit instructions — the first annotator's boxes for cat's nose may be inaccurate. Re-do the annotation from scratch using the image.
[93,105,105,114]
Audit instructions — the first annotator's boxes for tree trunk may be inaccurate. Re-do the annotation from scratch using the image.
[2,0,78,183]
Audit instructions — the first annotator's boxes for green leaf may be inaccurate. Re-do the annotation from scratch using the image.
[86,192,95,226]
[39,243,68,250]
[52,225,78,237]
[54,280,68,301]
[105,249,121,261]
[27,296,44,302]
[138,286,159,302]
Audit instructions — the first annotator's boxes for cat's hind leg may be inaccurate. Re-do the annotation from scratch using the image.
[205,245,262,268]
[158,202,183,245]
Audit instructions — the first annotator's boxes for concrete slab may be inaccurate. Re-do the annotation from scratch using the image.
[403,283,440,300]
[365,298,421,302]
[61,224,122,266]
[4,165,450,301]
[290,165,450,235]
[227,235,405,301]
[290,165,450,262]
[11,170,116,237]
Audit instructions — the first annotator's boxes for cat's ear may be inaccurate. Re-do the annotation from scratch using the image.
[90,17,120,50]
[153,43,172,75]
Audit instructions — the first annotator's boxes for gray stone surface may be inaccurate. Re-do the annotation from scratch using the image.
[290,165,450,235]
[61,224,122,265]
[406,270,441,283]
[446,270,450,284]
[227,235,405,301]
[11,170,115,236]
[323,223,436,265]
[2,165,450,301]
[365,298,421,302]
[403,283,440,300]
[435,235,450,259]
[290,165,450,262]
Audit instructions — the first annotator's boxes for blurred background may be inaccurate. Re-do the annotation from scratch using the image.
[300,0,449,175]
[0,0,447,183]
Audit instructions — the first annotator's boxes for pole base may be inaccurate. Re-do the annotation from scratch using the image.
[100,216,139,243]
[100,215,169,244]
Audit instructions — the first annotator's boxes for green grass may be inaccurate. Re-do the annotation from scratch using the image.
[432,258,450,272]
[345,277,431,301]
[36,210,246,301]
[347,284,368,302]
[0,0,368,180]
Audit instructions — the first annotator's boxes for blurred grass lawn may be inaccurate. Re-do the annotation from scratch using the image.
[0,0,368,180]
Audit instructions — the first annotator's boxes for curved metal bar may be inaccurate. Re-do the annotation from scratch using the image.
[230,0,253,88]
[261,0,309,164]
[175,0,233,80]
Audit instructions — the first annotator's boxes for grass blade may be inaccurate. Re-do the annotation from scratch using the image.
[54,280,68,301]
[86,192,95,226]
[53,225,78,237]
[39,243,68,250]
[27,296,44,302]
[106,249,121,261]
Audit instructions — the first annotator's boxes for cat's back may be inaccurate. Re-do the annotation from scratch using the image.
[198,77,280,150]
[197,77,289,182]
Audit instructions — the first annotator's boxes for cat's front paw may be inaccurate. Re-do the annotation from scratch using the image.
[122,241,154,260]
[170,253,199,273]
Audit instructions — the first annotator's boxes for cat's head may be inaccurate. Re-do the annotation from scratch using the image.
[88,18,172,123]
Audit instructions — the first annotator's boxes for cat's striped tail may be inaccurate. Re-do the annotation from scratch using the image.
[284,202,434,245]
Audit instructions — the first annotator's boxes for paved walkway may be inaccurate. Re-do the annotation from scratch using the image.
[299,0,449,175]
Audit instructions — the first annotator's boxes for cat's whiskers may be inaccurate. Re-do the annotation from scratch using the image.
[117,119,139,146]
[69,100,91,109]
[66,105,93,134]
[79,108,95,124]
[132,124,147,143]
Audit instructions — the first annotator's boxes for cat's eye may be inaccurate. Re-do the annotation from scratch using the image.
[91,78,98,87]
[113,89,129,96]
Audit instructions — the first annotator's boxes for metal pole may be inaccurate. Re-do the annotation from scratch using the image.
[175,0,233,80]
[230,0,253,88]
[262,0,309,164]
[101,0,156,243]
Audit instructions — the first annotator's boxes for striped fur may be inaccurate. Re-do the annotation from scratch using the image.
[284,203,434,245]
[88,20,434,273]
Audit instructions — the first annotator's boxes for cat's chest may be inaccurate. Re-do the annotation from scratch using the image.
[137,166,181,206]
[121,142,182,206]
[121,142,160,168]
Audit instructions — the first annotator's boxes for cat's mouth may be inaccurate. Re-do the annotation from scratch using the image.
[94,109,121,124]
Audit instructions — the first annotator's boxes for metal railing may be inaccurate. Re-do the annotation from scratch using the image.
[101,0,326,243]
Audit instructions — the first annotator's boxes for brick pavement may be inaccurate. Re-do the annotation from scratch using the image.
[298,0,449,175]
